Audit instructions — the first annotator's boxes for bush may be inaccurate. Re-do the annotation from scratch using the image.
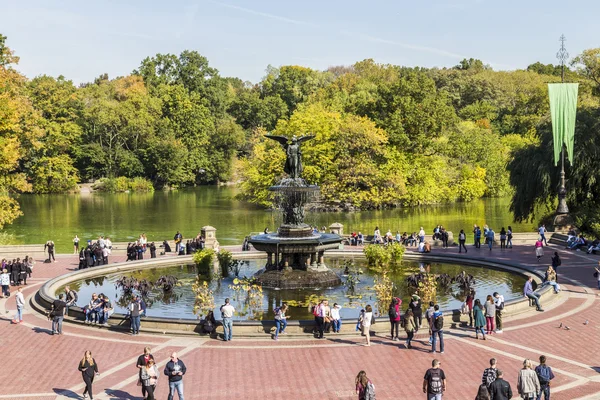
[92,177,155,193]
[193,248,215,276]
[363,243,405,273]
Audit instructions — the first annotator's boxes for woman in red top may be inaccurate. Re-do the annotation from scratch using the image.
[535,238,544,262]
[388,297,402,341]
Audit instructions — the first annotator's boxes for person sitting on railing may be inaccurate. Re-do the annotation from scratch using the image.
[357,232,364,245]
[543,266,560,294]
[405,232,417,247]
[568,234,586,250]
[100,294,114,326]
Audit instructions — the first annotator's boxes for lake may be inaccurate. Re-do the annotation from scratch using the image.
[3,187,535,252]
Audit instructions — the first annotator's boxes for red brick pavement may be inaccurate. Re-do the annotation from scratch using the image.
[2,243,600,399]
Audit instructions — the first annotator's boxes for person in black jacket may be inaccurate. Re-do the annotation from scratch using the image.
[78,350,99,400]
[409,295,423,332]
[164,352,186,400]
[488,369,513,400]
[149,242,157,258]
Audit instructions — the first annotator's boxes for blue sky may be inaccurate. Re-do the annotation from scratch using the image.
[1,0,598,84]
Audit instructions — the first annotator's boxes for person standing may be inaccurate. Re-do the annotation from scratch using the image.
[506,226,513,249]
[141,359,159,400]
[360,304,373,346]
[78,351,99,400]
[551,252,561,275]
[430,305,444,353]
[517,359,540,400]
[466,289,475,327]
[12,287,25,324]
[164,352,186,400]
[473,225,480,248]
[538,225,548,246]
[458,230,467,253]
[423,359,446,400]
[488,369,513,400]
[220,298,235,341]
[473,299,487,340]
[129,295,143,335]
[535,238,544,262]
[173,231,183,255]
[149,242,157,259]
[355,370,376,400]
[51,293,66,335]
[73,235,80,254]
[524,277,544,312]
[388,297,401,340]
[137,346,155,399]
[484,295,496,335]
[404,309,416,349]
[534,355,555,400]
[499,228,507,249]
[273,303,289,340]
[409,294,423,332]
[45,240,56,262]
[419,227,426,244]
[1,269,10,298]
[493,292,504,333]
[487,229,495,251]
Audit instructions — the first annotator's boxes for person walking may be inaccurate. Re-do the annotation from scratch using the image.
[488,369,513,400]
[538,225,548,246]
[355,370,375,400]
[430,305,444,353]
[518,359,540,400]
[487,229,495,251]
[423,359,446,399]
[73,235,80,254]
[458,230,467,253]
[473,299,487,340]
[141,358,159,400]
[360,304,373,346]
[404,309,416,349]
[388,297,401,340]
[164,352,186,400]
[12,287,25,324]
[78,350,99,400]
[51,293,66,335]
[220,298,235,341]
[484,295,496,335]
[524,277,544,312]
[535,238,544,262]
[506,226,513,249]
[534,355,555,400]
[493,292,504,333]
[137,347,155,400]
[481,358,498,392]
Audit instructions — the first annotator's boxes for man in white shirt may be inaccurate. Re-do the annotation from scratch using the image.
[493,292,505,333]
[220,298,235,341]
[538,225,547,246]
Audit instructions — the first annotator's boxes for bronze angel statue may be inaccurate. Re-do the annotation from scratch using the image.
[265,134,315,179]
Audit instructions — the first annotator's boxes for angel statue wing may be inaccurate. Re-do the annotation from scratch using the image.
[296,134,316,144]
[265,134,290,148]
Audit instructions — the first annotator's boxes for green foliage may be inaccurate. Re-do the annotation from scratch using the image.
[193,248,215,276]
[191,278,215,317]
[363,243,405,273]
[30,155,79,193]
[92,177,154,193]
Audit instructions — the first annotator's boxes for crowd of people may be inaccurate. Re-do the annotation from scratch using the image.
[1,256,33,293]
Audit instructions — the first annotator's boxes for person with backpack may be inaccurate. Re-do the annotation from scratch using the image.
[493,292,505,333]
[423,359,446,399]
[404,309,416,349]
[273,303,289,340]
[355,370,375,400]
[425,301,435,345]
[430,305,444,353]
[551,252,561,275]
[458,229,467,253]
[534,355,554,400]
[482,358,498,393]
[517,359,540,400]
[388,297,401,341]
[488,369,513,400]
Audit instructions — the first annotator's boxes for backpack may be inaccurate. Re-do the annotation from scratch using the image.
[497,301,504,311]
[536,365,552,386]
[434,315,443,331]
[388,304,398,320]
[428,368,443,394]
[364,381,376,400]
[312,305,320,317]
[484,367,497,388]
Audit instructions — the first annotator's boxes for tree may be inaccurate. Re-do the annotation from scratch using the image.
[571,49,600,93]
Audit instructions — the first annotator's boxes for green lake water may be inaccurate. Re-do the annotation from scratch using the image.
[3,187,535,253]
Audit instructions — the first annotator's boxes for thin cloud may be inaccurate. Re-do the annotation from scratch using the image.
[207,0,313,26]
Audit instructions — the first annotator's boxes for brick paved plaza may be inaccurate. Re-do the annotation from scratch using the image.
[2,243,600,400]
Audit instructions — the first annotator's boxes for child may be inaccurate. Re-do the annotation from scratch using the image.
[356,309,365,332]
[331,303,342,333]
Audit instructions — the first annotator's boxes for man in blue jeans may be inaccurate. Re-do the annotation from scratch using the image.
[220,298,235,341]
[524,276,544,312]
[164,352,186,400]
[430,305,444,354]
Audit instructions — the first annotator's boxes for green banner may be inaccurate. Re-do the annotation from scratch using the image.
[548,83,578,165]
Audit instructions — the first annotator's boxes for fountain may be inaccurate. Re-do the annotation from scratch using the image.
[248,134,343,289]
